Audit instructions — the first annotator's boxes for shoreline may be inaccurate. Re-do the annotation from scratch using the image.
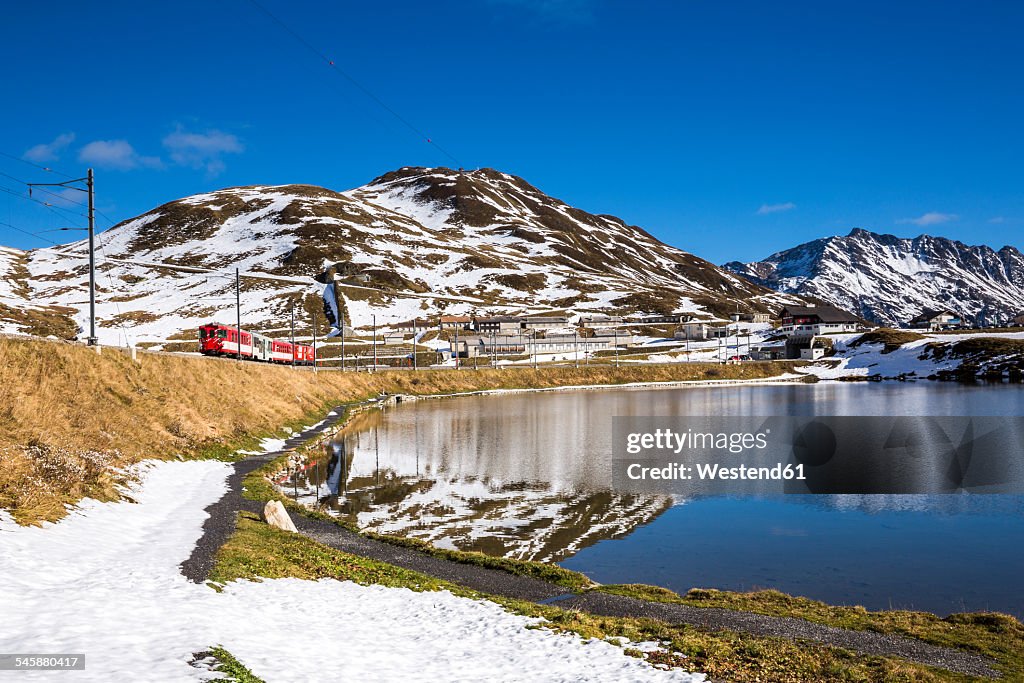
[399,372,810,402]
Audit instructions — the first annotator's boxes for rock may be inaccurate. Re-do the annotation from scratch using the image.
[263,500,298,533]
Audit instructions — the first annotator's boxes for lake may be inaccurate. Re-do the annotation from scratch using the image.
[293,381,1024,617]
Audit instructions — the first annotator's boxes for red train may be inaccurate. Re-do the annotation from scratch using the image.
[198,323,315,365]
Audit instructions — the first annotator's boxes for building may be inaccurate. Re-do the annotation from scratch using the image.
[729,312,773,324]
[592,328,634,345]
[749,344,786,361]
[479,335,526,355]
[908,309,962,331]
[779,305,861,338]
[438,315,472,330]
[476,316,523,334]
[457,334,614,357]
[674,322,709,340]
[579,314,624,329]
[628,313,691,326]
[526,335,616,354]
[673,323,729,341]
[522,315,569,330]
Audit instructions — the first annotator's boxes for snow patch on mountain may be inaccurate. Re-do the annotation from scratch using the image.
[9,167,794,346]
[725,228,1024,327]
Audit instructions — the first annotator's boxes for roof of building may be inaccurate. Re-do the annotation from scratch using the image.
[439,315,472,322]
[779,305,860,323]
[477,315,522,323]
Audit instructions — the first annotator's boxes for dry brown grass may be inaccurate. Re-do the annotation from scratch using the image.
[0,336,792,524]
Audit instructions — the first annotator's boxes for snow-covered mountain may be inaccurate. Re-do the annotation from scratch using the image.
[3,167,793,346]
[724,228,1024,327]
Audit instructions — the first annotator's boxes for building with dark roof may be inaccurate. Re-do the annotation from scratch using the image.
[907,309,962,331]
[779,305,862,338]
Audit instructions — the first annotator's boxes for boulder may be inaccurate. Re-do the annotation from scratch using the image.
[263,500,298,533]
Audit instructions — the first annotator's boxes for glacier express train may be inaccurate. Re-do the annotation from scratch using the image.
[198,323,315,365]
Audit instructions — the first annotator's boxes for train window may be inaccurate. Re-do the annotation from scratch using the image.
[217,329,227,338]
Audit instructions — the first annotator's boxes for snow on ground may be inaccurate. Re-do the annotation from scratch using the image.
[801,331,1024,380]
[0,460,704,682]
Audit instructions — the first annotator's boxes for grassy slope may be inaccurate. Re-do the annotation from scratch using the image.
[598,585,1023,679]
[211,513,987,683]
[0,336,792,523]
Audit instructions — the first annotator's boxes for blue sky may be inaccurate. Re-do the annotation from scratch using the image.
[1,0,1021,263]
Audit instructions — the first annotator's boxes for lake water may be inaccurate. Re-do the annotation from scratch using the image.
[301,382,1024,617]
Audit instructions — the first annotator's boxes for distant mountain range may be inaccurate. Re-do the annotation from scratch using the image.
[3,168,1022,345]
[725,228,1024,327]
[0,167,792,346]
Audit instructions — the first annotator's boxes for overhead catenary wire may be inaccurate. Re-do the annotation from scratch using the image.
[0,149,75,179]
[244,0,461,165]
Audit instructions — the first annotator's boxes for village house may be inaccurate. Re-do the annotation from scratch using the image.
[526,334,617,354]
[908,309,962,331]
[778,305,861,338]
[592,328,634,345]
[799,337,830,360]
[628,313,692,326]
[749,344,786,361]
[673,323,729,341]
[522,315,569,330]
[438,315,473,330]
[476,316,523,334]
[729,312,773,324]
[478,335,527,355]
[579,314,624,329]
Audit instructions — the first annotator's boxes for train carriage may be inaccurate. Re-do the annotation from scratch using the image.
[199,323,315,366]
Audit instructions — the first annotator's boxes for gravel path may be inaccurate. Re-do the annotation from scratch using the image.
[181,403,1002,679]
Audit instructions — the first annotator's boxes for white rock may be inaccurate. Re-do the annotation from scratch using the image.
[263,500,298,533]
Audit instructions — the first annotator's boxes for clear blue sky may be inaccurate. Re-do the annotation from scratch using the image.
[1,0,1021,263]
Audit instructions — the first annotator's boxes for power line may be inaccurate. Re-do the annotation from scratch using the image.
[0,220,61,246]
[245,0,461,165]
[0,183,87,225]
[0,170,90,209]
[0,150,75,179]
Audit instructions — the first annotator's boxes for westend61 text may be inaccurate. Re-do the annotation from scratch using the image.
[626,462,807,481]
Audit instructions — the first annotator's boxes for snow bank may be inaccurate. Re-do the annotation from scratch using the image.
[0,460,703,682]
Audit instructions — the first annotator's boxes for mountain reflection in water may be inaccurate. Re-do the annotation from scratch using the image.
[311,408,671,562]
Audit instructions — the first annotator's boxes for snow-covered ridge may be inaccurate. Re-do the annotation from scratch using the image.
[725,228,1024,327]
[9,166,795,346]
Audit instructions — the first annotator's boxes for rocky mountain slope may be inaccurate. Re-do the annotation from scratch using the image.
[725,228,1024,326]
[4,167,792,346]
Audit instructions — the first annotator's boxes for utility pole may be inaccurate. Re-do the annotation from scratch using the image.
[412,320,418,371]
[312,308,318,373]
[574,329,579,368]
[614,327,619,368]
[372,313,377,372]
[340,311,346,371]
[86,169,96,346]
[235,267,241,361]
[29,168,97,346]
[290,301,296,368]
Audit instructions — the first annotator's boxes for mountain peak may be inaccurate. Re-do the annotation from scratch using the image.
[6,167,792,344]
[726,229,1024,326]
